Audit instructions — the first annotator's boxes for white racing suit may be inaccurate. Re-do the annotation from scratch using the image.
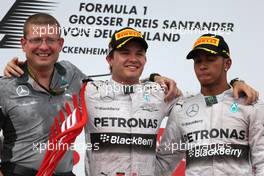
[83,79,175,176]
[156,89,264,176]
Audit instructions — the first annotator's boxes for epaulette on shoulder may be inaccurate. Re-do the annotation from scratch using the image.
[142,81,161,90]
[0,76,15,87]
[175,97,185,107]
[142,81,155,85]
[182,91,198,101]
[90,80,108,89]
[142,82,163,95]
[0,76,14,81]
[82,77,93,83]
[82,80,107,92]
[83,73,111,83]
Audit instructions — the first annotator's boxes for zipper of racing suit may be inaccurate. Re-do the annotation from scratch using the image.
[209,102,214,176]
[129,93,133,176]
[211,93,225,176]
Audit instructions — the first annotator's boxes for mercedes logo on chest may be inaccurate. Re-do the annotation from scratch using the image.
[186,104,199,117]
[16,85,30,96]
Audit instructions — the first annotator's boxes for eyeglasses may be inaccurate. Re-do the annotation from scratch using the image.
[25,37,60,46]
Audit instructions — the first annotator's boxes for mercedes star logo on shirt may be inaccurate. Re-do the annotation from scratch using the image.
[16,85,30,96]
[186,104,199,117]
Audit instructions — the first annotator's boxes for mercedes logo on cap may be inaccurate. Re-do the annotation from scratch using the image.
[186,104,199,117]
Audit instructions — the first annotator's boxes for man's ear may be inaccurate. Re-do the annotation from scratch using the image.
[58,38,64,52]
[20,37,27,52]
[224,58,232,71]
[106,55,113,65]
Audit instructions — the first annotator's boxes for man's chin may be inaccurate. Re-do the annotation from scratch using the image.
[122,75,140,84]
[199,79,214,86]
[125,71,142,78]
[33,60,57,69]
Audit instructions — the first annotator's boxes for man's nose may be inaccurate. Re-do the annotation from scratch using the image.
[128,54,138,62]
[200,63,207,70]
[38,40,49,50]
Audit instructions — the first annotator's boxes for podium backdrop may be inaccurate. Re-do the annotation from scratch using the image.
[1,0,263,175]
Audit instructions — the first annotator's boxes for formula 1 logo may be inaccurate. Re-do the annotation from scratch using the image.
[0,0,58,48]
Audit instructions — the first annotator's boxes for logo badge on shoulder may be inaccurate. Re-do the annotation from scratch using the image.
[16,85,30,96]
[230,102,239,113]
[60,76,69,88]
[143,93,150,102]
